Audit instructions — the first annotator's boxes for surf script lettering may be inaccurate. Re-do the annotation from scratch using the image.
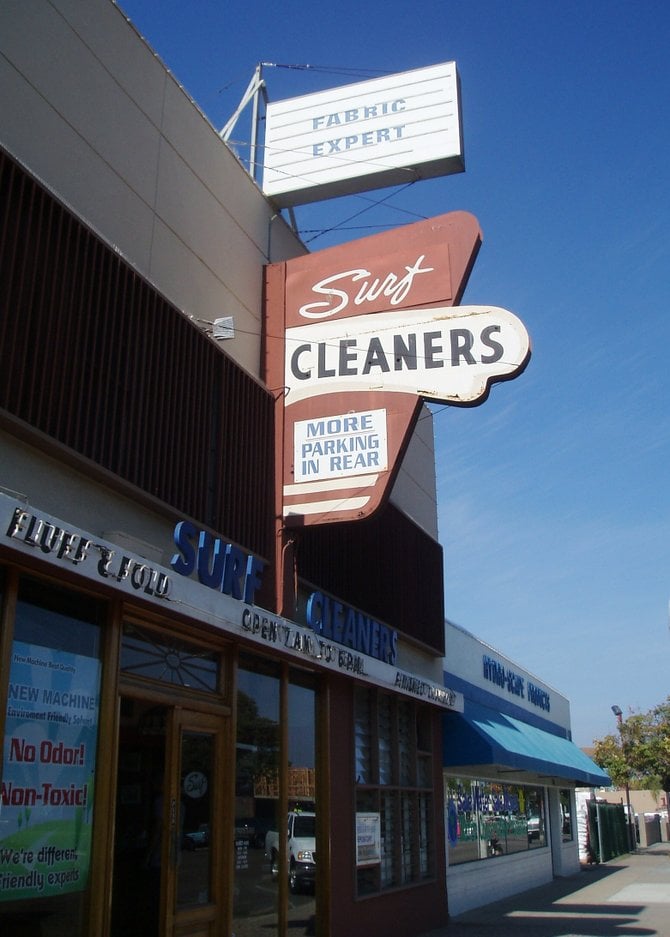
[298,255,435,319]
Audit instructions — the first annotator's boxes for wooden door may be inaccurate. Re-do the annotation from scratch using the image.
[164,709,226,937]
[111,703,227,937]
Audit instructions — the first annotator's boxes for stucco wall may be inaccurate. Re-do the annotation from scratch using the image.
[389,404,439,538]
[0,0,305,379]
[444,619,571,730]
[446,847,554,917]
[0,0,440,537]
[0,433,174,562]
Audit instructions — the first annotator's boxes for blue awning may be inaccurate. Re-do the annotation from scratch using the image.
[443,701,610,787]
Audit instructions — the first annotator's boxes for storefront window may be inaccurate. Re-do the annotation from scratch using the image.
[233,659,280,937]
[354,688,434,896]
[286,674,317,935]
[445,777,546,864]
[560,788,573,841]
[232,659,317,937]
[1,576,104,936]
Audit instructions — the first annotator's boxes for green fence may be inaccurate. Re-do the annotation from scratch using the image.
[587,801,628,861]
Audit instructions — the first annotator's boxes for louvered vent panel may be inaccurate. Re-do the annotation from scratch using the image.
[0,148,274,559]
[296,505,445,654]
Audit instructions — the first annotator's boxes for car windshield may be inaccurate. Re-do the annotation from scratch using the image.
[294,815,315,837]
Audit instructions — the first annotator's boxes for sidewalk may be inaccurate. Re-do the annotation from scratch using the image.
[420,844,670,937]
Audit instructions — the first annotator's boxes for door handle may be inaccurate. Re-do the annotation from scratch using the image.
[169,796,179,866]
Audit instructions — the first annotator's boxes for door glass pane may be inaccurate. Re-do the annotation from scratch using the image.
[111,701,167,937]
[177,731,213,906]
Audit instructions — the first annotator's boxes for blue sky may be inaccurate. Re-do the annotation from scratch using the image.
[117,0,670,747]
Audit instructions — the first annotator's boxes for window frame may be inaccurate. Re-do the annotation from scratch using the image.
[354,687,435,896]
[445,775,548,864]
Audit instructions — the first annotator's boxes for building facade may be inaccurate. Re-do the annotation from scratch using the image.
[441,621,610,916]
[0,3,455,936]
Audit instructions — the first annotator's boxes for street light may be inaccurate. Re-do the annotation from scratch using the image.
[611,705,635,851]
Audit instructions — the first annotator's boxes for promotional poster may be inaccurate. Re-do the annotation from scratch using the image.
[1,642,101,901]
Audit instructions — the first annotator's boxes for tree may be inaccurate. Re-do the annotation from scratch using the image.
[592,734,630,788]
[236,691,280,797]
[593,697,670,798]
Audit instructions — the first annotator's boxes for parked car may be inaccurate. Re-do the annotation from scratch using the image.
[265,811,316,892]
[183,822,209,850]
[527,815,542,842]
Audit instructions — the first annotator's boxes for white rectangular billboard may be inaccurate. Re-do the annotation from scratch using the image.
[262,62,464,206]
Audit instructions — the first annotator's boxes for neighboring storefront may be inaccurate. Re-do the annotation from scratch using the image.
[0,492,459,937]
[441,621,610,916]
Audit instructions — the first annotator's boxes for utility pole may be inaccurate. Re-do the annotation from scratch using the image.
[611,705,635,851]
